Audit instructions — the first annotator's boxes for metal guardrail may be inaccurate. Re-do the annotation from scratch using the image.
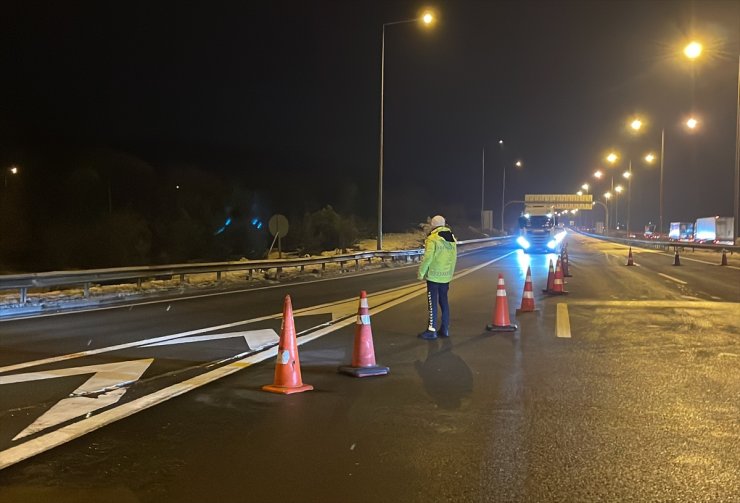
[576,230,740,254]
[0,236,512,305]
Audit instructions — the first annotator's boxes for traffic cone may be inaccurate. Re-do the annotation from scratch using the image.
[262,295,314,394]
[562,249,572,277]
[720,249,728,266]
[673,250,681,266]
[546,259,569,295]
[338,291,389,377]
[626,247,634,266]
[486,273,518,332]
[542,259,555,293]
[516,266,537,314]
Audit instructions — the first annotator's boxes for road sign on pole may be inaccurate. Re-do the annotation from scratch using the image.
[268,214,289,258]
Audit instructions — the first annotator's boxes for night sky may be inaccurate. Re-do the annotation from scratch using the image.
[2,0,739,232]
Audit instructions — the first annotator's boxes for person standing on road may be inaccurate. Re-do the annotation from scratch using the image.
[417,215,457,340]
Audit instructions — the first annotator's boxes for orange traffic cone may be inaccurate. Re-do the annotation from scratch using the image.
[338,291,389,377]
[720,249,728,266]
[486,273,518,332]
[542,259,555,293]
[262,295,314,394]
[562,249,572,277]
[546,259,568,295]
[516,266,537,314]
[673,250,681,266]
[626,247,635,266]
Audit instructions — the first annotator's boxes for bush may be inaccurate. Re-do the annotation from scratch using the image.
[299,206,358,254]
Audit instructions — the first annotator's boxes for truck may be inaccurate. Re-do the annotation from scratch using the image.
[516,204,566,253]
[668,222,694,241]
[694,216,735,245]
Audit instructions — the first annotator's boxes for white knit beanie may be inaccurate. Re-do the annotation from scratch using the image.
[430,215,446,228]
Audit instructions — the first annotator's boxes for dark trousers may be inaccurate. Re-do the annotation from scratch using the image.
[425,281,450,332]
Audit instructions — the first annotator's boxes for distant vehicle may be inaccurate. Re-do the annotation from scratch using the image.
[643,224,658,239]
[694,216,735,245]
[516,204,565,253]
[669,222,694,242]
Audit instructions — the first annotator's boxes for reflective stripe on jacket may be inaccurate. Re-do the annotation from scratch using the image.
[418,226,457,283]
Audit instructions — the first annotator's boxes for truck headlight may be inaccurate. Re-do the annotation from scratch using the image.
[546,240,557,249]
[516,236,530,249]
[554,230,567,243]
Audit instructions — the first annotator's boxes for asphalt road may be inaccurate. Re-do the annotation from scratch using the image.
[0,234,738,502]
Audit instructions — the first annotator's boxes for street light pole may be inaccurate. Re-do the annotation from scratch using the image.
[734,54,739,241]
[499,141,506,232]
[481,147,485,229]
[659,127,665,235]
[376,15,434,250]
[626,160,632,236]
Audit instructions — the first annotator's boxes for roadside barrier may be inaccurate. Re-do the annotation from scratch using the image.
[516,266,537,314]
[338,291,389,377]
[486,273,518,332]
[262,295,313,394]
[626,247,634,266]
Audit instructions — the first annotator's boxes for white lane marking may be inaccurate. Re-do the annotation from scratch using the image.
[556,304,571,338]
[142,329,278,350]
[2,245,508,322]
[718,353,738,358]
[568,300,736,308]
[0,359,154,440]
[658,273,688,285]
[0,252,517,470]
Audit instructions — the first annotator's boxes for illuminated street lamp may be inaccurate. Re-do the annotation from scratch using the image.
[593,170,603,179]
[377,10,436,250]
[4,165,19,188]
[576,190,583,196]
[630,119,642,131]
[581,183,589,192]
[686,117,699,129]
[683,41,702,60]
[500,151,523,232]
[644,153,655,163]
[606,152,619,164]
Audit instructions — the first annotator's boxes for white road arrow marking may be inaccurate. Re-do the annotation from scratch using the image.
[0,359,154,440]
[142,329,279,351]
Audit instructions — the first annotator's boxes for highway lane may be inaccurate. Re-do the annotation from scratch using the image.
[0,244,511,369]
[0,234,738,502]
[576,236,740,302]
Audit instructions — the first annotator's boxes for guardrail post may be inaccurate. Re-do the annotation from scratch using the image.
[248,269,253,280]
[355,259,360,271]
[321,263,326,276]
[19,287,27,305]
[84,282,90,298]
[137,278,142,289]
[216,271,222,283]
[180,274,185,283]
[340,261,345,273]
[276,267,281,280]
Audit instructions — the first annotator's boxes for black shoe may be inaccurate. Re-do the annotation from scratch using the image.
[438,329,449,338]
[417,329,438,340]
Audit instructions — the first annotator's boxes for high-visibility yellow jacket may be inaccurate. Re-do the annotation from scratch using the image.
[418,226,457,283]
